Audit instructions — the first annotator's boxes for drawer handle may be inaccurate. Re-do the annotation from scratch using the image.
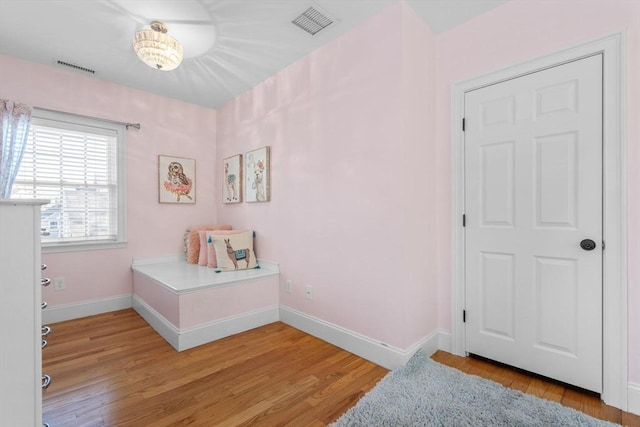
[41,301,48,310]
[41,264,47,271]
[42,339,48,349]
[41,278,51,287]
[44,423,51,427]
[42,375,51,389]
[42,326,51,337]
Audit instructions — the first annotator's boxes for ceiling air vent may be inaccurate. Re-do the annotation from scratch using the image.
[292,6,334,35]
[56,60,96,74]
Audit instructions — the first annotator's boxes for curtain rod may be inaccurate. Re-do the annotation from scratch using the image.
[34,106,141,130]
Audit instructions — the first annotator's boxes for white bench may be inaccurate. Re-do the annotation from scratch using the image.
[132,255,280,351]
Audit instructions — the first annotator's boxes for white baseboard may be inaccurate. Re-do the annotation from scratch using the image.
[42,294,132,324]
[51,293,444,369]
[438,330,452,353]
[132,294,181,349]
[629,382,640,416]
[279,305,441,370]
[132,294,279,351]
[178,305,279,351]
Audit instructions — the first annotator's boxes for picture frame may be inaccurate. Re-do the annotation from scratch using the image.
[245,146,270,202]
[223,154,242,203]
[158,155,196,204]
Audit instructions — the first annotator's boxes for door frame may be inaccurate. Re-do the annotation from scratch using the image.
[451,33,627,409]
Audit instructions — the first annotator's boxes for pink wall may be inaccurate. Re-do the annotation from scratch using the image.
[0,55,218,306]
[435,0,640,381]
[216,0,639,382]
[400,4,439,344]
[216,2,438,349]
[1,0,636,384]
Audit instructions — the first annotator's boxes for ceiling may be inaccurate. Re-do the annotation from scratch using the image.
[0,0,508,109]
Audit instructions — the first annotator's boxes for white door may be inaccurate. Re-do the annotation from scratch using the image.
[464,54,603,392]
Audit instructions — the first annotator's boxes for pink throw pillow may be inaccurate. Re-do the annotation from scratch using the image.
[186,224,232,264]
[198,231,208,266]
[207,237,216,268]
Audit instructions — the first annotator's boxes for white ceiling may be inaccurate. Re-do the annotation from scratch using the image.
[0,0,507,109]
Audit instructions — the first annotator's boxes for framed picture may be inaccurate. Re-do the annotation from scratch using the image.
[158,155,196,204]
[223,154,242,203]
[245,146,270,202]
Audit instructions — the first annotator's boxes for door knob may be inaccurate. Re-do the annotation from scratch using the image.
[580,239,596,251]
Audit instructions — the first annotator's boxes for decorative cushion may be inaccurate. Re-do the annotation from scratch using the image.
[186,224,232,264]
[198,231,208,266]
[205,230,247,268]
[206,236,216,268]
[211,230,258,271]
[183,229,191,253]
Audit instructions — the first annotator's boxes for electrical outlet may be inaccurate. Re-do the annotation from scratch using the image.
[54,277,65,291]
[305,284,313,300]
[285,280,292,294]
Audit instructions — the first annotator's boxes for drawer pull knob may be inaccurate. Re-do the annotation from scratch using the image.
[41,264,47,271]
[42,339,48,349]
[41,278,51,287]
[41,301,48,309]
[42,375,51,389]
[42,326,51,337]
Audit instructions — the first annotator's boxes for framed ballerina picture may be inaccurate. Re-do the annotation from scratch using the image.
[223,154,242,203]
[158,155,196,204]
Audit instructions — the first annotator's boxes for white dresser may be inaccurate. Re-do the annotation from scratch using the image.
[0,199,49,427]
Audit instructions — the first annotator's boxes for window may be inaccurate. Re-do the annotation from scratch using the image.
[10,109,126,252]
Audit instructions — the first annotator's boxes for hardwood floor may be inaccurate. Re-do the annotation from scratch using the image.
[43,309,639,426]
[42,309,387,426]
[432,351,640,427]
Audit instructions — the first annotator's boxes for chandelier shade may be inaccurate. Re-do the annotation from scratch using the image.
[133,21,183,71]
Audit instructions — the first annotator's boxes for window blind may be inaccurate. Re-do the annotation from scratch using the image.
[12,117,119,244]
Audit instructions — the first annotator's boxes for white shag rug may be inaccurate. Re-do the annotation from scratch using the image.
[331,351,619,427]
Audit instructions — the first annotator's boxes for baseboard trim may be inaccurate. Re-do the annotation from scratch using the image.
[279,305,440,370]
[41,293,451,373]
[132,294,279,351]
[42,294,132,324]
[178,305,280,351]
[629,382,640,415]
[438,330,452,353]
[132,294,181,349]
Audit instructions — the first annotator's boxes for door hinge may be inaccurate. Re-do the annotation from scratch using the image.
[462,118,466,131]
[463,310,466,323]
[462,214,466,227]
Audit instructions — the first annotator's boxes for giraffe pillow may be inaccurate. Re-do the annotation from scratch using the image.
[211,229,258,271]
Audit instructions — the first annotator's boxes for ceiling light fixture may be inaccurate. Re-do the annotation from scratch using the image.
[133,21,183,71]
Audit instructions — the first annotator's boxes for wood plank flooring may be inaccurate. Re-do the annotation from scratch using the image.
[42,309,387,426]
[431,351,640,427]
[43,309,639,426]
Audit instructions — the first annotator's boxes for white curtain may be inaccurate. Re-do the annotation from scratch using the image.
[0,99,32,198]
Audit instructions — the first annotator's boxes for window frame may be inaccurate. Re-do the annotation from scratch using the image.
[18,108,127,253]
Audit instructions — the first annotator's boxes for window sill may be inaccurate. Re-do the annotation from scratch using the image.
[42,241,127,254]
